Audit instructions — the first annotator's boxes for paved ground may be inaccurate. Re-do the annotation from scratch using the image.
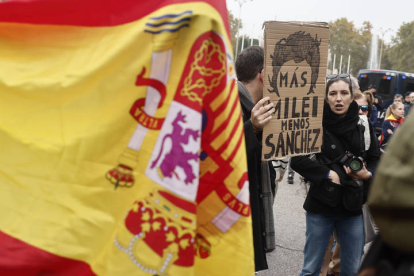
[256,171,373,276]
[257,172,307,276]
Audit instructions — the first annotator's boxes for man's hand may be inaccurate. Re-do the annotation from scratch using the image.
[328,170,341,185]
[250,97,275,132]
[343,165,371,181]
[387,129,393,134]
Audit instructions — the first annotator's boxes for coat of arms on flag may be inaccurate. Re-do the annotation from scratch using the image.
[0,0,253,275]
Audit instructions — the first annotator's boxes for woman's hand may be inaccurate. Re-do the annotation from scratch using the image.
[343,165,371,181]
[328,170,341,185]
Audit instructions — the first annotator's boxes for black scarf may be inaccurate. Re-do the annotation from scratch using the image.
[322,100,361,153]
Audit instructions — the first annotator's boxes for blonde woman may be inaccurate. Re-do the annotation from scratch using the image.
[379,102,405,152]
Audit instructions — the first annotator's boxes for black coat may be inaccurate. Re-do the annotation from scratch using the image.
[374,93,384,110]
[238,82,275,271]
[291,101,380,216]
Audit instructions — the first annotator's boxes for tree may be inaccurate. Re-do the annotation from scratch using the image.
[228,11,242,56]
[329,18,373,75]
[389,21,414,73]
[380,44,393,70]
[234,35,259,54]
[353,21,373,74]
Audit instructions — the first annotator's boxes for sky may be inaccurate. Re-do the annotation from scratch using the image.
[226,0,414,43]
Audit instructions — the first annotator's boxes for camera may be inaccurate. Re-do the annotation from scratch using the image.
[337,151,364,172]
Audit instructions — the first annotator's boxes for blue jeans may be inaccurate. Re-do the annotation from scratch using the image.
[299,212,364,276]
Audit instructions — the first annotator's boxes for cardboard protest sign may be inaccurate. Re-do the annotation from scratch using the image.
[262,21,329,161]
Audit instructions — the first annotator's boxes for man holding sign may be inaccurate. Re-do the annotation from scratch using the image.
[236,46,276,272]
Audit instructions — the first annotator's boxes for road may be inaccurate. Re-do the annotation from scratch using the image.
[258,172,307,276]
[257,172,373,276]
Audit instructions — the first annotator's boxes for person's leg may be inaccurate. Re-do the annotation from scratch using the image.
[328,242,341,275]
[336,214,364,276]
[288,158,295,184]
[300,212,335,276]
[320,235,335,276]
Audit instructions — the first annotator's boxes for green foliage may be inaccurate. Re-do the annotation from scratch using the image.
[389,21,414,73]
[228,11,242,56]
[329,18,414,74]
[380,44,393,70]
[235,35,259,54]
[329,18,372,75]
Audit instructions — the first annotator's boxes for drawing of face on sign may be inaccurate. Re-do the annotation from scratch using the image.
[277,60,312,98]
[267,31,321,97]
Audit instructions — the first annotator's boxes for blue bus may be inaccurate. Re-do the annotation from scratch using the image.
[357,69,414,134]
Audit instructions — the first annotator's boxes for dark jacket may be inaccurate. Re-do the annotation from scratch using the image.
[404,102,412,117]
[358,235,414,276]
[379,114,405,151]
[373,93,384,110]
[238,81,275,271]
[370,105,378,127]
[291,101,380,216]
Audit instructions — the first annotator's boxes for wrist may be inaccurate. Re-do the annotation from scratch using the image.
[362,171,372,181]
[250,119,261,133]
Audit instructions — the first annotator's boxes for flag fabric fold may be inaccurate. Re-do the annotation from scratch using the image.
[0,0,254,275]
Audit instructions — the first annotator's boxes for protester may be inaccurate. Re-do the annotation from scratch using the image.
[393,93,403,103]
[404,91,414,116]
[274,158,295,185]
[236,46,275,271]
[273,159,288,182]
[379,102,405,152]
[355,92,369,113]
[322,78,367,276]
[322,91,375,276]
[286,159,295,185]
[291,75,380,276]
[272,158,288,197]
[368,84,384,110]
[363,91,377,127]
[350,76,361,94]
[358,113,414,276]
[404,91,411,105]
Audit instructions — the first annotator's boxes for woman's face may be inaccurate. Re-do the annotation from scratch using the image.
[326,80,353,117]
[355,98,369,116]
[392,103,405,119]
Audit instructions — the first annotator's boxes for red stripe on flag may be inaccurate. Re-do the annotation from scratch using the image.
[210,94,240,141]
[226,121,244,163]
[0,0,230,36]
[216,114,241,155]
[211,80,234,118]
[0,231,96,276]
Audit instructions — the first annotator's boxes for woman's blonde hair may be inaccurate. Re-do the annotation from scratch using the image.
[353,91,365,101]
[385,102,404,118]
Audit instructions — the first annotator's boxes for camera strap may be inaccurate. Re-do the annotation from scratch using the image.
[318,130,358,182]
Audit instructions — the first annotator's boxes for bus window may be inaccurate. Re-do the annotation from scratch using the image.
[359,73,394,100]
[359,77,370,91]
[378,77,394,100]
[403,79,414,94]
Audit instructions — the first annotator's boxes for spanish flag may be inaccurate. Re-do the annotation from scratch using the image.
[0,0,253,275]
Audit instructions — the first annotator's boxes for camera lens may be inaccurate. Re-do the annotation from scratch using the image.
[349,158,363,172]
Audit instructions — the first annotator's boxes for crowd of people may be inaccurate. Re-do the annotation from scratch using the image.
[235,45,413,276]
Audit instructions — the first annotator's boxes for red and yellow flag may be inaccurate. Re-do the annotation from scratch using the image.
[0,0,253,275]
